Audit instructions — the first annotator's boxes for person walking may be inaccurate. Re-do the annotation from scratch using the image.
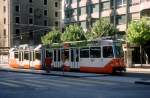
[44,56,52,73]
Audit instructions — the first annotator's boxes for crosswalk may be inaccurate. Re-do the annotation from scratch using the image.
[0,76,118,89]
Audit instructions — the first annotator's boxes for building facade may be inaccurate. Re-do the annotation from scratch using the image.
[63,0,150,33]
[0,0,62,48]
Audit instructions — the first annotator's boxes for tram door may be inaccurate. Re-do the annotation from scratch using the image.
[53,49,62,69]
[19,51,24,68]
[70,48,80,70]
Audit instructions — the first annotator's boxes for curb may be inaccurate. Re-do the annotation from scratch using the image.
[134,81,150,85]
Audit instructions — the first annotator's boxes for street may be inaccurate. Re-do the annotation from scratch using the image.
[0,71,150,98]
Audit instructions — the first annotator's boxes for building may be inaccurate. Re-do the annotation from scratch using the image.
[63,0,150,33]
[62,0,150,67]
[0,0,62,48]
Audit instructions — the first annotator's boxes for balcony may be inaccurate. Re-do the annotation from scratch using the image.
[140,0,150,11]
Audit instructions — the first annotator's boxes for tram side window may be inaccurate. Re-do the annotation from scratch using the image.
[80,48,89,58]
[90,47,101,58]
[103,46,114,58]
[14,52,19,58]
[54,50,57,61]
[24,52,29,60]
[35,52,41,60]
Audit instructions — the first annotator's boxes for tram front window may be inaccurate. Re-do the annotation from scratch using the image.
[103,46,114,58]
[114,46,123,57]
[90,47,101,58]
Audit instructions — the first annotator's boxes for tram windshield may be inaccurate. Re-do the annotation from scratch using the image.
[114,46,123,58]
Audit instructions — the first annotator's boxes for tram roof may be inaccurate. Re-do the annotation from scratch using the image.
[51,39,121,48]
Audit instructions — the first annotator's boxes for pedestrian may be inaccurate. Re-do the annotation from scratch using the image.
[44,56,52,73]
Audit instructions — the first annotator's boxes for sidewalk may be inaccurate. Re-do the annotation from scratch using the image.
[0,64,150,85]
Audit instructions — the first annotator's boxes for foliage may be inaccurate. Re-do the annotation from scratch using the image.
[41,29,62,45]
[61,24,87,42]
[92,18,118,39]
[127,17,150,45]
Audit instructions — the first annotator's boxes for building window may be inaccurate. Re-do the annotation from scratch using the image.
[4,18,6,24]
[15,5,20,12]
[44,10,47,16]
[55,21,58,27]
[93,4,99,12]
[3,6,6,13]
[101,1,110,10]
[116,15,126,25]
[55,2,58,7]
[16,29,20,36]
[15,17,20,24]
[29,0,32,3]
[55,12,58,17]
[44,20,47,26]
[3,29,6,38]
[29,7,33,14]
[44,0,47,5]
[116,0,127,7]
[80,7,86,15]
[29,18,33,24]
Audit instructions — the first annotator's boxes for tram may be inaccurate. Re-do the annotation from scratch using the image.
[50,39,126,74]
[9,39,126,74]
[9,44,45,70]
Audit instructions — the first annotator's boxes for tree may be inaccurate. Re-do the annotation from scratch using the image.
[61,24,87,42]
[127,17,150,66]
[91,18,118,39]
[41,29,62,46]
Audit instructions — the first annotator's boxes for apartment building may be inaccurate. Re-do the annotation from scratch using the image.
[63,0,150,34]
[0,0,62,48]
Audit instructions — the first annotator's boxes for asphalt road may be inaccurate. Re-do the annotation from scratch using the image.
[0,71,150,98]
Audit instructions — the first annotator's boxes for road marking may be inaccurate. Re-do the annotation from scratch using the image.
[0,81,21,87]
[4,80,46,88]
[63,78,117,85]
[42,79,93,86]
[24,79,69,87]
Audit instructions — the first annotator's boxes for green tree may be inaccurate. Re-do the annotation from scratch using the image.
[92,18,118,39]
[127,17,150,66]
[41,29,62,46]
[61,24,87,42]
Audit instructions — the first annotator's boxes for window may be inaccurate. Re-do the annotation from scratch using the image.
[44,20,47,26]
[24,51,29,60]
[16,29,20,36]
[3,6,6,13]
[15,5,20,12]
[80,21,86,29]
[80,7,86,15]
[4,18,6,24]
[116,15,126,25]
[90,47,101,58]
[3,29,6,37]
[80,47,89,58]
[86,5,93,14]
[15,52,19,58]
[44,10,47,16]
[29,18,33,24]
[55,21,58,26]
[15,17,20,23]
[29,0,32,3]
[29,7,33,13]
[44,0,47,5]
[101,1,110,10]
[116,0,127,7]
[103,46,114,58]
[55,2,58,7]
[55,12,58,17]
[93,4,99,12]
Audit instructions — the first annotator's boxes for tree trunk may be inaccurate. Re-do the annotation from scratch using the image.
[140,45,143,67]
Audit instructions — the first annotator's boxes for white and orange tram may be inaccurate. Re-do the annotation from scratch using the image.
[50,39,126,74]
[9,39,126,74]
[9,44,45,70]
